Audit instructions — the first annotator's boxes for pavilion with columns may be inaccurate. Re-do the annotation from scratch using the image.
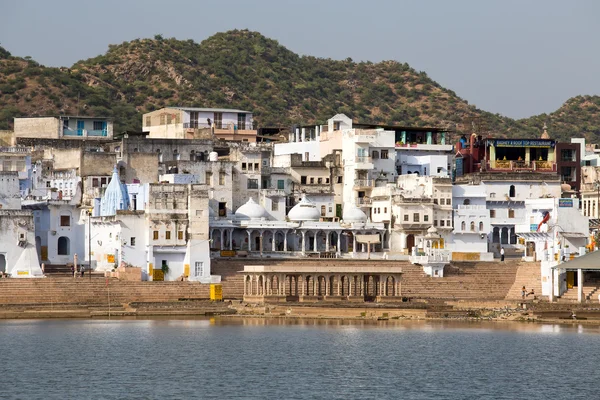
[209,197,387,258]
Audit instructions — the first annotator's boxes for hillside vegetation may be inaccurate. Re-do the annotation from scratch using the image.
[0,30,598,142]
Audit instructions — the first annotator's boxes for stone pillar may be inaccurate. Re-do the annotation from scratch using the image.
[313,232,318,252]
[259,231,264,257]
[353,234,357,255]
[336,275,341,296]
[301,231,306,255]
[247,230,252,252]
[301,275,305,296]
[243,275,247,296]
[337,232,341,256]
[400,232,407,252]
[283,231,288,252]
[272,230,276,252]
[301,128,306,143]
[229,229,234,250]
[262,275,266,296]
[324,275,329,296]
[578,269,583,303]
[325,232,330,252]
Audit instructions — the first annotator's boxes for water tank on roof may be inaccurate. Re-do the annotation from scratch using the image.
[209,152,218,162]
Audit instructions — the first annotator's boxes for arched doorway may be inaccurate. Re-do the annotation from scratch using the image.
[0,254,6,274]
[406,234,415,252]
[57,237,70,256]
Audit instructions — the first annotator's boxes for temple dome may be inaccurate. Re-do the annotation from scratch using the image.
[235,198,268,220]
[288,197,321,221]
[100,166,130,216]
[342,204,368,222]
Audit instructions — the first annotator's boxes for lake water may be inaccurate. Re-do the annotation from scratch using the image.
[1,318,598,399]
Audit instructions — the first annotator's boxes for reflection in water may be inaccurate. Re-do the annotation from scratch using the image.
[0,318,599,400]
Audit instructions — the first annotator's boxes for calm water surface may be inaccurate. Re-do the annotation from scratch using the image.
[0,318,598,399]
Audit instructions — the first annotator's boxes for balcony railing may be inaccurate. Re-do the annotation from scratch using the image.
[87,129,108,137]
[184,121,255,130]
[489,160,556,172]
[356,198,372,206]
[354,179,373,188]
[409,249,451,264]
[356,156,372,163]
[63,128,84,136]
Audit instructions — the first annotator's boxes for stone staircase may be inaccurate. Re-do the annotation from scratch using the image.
[401,261,521,300]
[505,263,543,300]
[558,284,600,303]
[0,278,211,305]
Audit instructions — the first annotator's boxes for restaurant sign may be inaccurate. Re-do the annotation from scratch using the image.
[493,139,555,148]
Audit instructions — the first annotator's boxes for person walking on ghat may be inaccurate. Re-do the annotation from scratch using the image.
[521,286,527,299]
[71,265,76,278]
[81,265,85,278]
[500,247,505,262]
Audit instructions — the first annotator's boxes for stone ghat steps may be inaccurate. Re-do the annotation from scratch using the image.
[0,280,212,305]
[505,263,543,300]
[558,285,600,303]
[400,262,521,300]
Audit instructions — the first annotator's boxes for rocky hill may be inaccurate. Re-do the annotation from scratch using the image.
[0,30,598,142]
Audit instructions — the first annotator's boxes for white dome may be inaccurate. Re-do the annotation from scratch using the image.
[427,226,438,234]
[235,198,268,220]
[342,204,368,222]
[288,197,321,221]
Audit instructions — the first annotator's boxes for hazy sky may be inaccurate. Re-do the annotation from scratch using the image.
[1,0,599,119]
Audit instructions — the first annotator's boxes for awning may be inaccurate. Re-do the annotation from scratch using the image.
[517,232,551,241]
[551,250,600,270]
[559,232,588,239]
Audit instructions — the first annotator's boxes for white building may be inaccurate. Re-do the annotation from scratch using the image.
[516,198,589,298]
[452,183,493,261]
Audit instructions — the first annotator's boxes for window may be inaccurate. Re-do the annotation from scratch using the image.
[214,112,223,129]
[272,201,279,211]
[561,149,574,162]
[440,220,445,227]
[508,209,515,218]
[178,231,184,240]
[145,116,151,127]
[325,178,330,184]
[101,177,108,186]
[433,220,438,227]
[470,221,476,232]
[424,215,429,222]
[321,205,326,216]
[237,113,246,130]
[301,176,307,184]
[46,181,51,188]
[372,151,379,160]
[509,185,516,198]
[317,178,322,184]
[384,207,387,213]
[337,176,342,184]
[446,199,451,206]
[490,192,496,198]
[131,237,136,246]
[92,178,99,188]
[242,163,247,170]
[381,150,389,159]
[461,221,466,230]
[60,215,70,227]
[254,163,259,171]
[479,222,484,231]
[463,199,470,205]
[205,172,212,186]
[404,215,409,221]
[490,210,496,218]
[218,202,226,217]
[190,111,199,128]
[304,152,309,161]
[166,231,171,240]
[219,172,225,185]
[277,180,285,190]
[247,179,258,189]
[93,121,105,130]
[153,231,159,240]
[413,213,420,222]
[310,177,315,184]
[194,261,204,277]
[447,219,451,227]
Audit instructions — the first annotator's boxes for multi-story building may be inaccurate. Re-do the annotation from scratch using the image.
[14,116,113,140]
[142,107,256,142]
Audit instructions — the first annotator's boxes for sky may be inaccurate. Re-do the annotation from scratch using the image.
[1,0,599,119]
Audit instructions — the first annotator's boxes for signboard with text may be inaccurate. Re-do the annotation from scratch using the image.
[493,139,555,148]
[559,198,573,208]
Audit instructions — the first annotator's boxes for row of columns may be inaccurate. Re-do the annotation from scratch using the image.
[243,273,402,298]
[211,228,383,255]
